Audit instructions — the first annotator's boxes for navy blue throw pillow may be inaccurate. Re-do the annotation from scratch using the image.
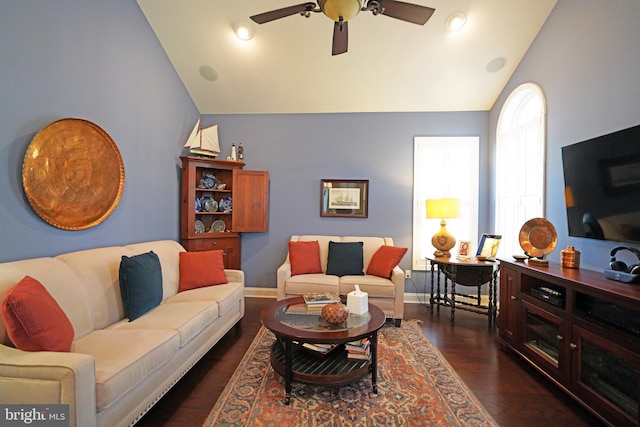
[326,241,364,277]
[119,251,163,321]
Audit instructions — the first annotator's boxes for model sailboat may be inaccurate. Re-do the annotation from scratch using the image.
[184,119,220,157]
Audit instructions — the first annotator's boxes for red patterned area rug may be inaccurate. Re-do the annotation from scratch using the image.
[203,320,498,426]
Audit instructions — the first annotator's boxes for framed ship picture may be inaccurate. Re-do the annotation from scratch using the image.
[320,179,368,218]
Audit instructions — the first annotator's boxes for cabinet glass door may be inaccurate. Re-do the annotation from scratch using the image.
[520,300,567,377]
[573,325,640,425]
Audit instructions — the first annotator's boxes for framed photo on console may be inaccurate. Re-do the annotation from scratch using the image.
[320,179,368,218]
[476,234,502,259]
[457,240,472,259]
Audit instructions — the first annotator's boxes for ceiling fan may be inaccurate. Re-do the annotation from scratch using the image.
[250,0,435,56]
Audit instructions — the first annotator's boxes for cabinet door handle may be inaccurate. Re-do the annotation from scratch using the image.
[510,295,517,300]
[556,335,563,341]
[570,343,577,350]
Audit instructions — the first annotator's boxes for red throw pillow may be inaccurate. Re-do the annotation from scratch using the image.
[288,240,323,276]
[366,246,408,279]
[1,276,74,352]
[179,250,228,292]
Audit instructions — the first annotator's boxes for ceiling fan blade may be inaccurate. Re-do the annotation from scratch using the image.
[376,0,435,25]
[250,2,316,24]
[332,21,348,56]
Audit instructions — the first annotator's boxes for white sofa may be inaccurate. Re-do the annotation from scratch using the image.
[0,240,245,427]
[277,235,405,326]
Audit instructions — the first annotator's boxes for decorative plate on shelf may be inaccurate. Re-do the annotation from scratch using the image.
[519,218,558,258]
[219,197,232,212]
[194,220,205,234]
[200,174,217,189]
[211,219,226,233]
[203,198,218,212]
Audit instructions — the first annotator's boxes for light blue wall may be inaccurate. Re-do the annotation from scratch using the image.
[0,1,197,261]
[0,1,489,291]
[205,112,489,288]
[3,0,637,290]
[489,0,640,272]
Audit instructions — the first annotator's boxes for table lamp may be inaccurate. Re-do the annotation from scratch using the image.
[426,198,461,257]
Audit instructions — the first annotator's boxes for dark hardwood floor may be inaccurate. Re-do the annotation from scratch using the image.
[137,297,605,426]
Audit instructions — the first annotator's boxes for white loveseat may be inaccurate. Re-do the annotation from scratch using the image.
[0,240,245,427]
[277,235,405,326]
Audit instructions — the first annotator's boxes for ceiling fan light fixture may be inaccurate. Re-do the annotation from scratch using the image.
[445,11,466,32]
[319,0,362,22]
[233,22,254,40]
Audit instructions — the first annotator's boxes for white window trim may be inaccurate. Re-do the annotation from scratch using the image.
[495,83,546,258]
[412,136,479,270]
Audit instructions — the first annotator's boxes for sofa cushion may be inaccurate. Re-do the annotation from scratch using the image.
[108,301,219,348]
[288,240,322,276]
[167,282,244,317]
[285,274,340,296]
[125,240,184,301]
[366,245,408,278]
[326,241,364,277]
[1,276,74,352]
[179,250,228,292]
[340,275,397,298]
[72,329,180,411]
[119,251,163,321]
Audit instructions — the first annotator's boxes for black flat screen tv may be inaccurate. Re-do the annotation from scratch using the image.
[562,124,640,245]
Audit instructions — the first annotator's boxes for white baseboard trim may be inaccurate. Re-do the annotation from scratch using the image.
[244,287,277,299]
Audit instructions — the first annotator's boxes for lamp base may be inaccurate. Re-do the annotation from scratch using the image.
[431,220,456,259]
[434,250,451,258]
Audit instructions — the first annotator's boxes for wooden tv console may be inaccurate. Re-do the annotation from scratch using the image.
[498,259,640,427]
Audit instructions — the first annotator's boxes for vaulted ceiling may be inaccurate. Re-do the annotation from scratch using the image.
[137,0,557,114]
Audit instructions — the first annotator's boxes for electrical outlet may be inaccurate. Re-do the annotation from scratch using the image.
[405,270,411,279]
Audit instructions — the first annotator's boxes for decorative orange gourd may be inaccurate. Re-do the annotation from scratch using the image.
[322,302,349,324]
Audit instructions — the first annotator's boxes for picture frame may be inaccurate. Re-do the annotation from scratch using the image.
[457,240,472,259]
[320,179,368,218]
[476,234,502,259]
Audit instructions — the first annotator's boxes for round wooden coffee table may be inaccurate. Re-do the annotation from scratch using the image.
[260,296,386,404]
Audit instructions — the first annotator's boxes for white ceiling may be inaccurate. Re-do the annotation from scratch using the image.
[137,0,557,114]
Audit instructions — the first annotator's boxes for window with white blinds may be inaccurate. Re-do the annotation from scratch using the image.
[495,83,546,258]
[412,136,479,269]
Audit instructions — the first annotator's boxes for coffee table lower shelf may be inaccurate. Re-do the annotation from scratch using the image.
[270,341,371,388]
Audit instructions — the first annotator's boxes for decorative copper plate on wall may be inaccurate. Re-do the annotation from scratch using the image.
[519,217,557,258]
[22,118,125,230]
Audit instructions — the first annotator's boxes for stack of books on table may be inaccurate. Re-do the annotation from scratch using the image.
[345,338,371,360]
[285,292,340,315]
[292,341,338,358]
[302,292,340,307]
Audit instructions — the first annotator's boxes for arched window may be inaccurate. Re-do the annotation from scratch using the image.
[495,83,546,257]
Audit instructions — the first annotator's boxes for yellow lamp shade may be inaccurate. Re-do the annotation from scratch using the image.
[426,198,461,219]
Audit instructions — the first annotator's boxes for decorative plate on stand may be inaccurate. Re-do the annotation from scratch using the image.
[211,220,226,233]
[219,197,232,212]
[519,218,558,258]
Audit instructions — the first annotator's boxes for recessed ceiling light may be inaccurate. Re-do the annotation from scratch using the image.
[199,65,219,82]
[486,57,506,73]
[233,22,254,41]
[445,11,467,32]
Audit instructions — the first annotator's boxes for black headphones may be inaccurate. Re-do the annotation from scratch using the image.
[609,247,640,274]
